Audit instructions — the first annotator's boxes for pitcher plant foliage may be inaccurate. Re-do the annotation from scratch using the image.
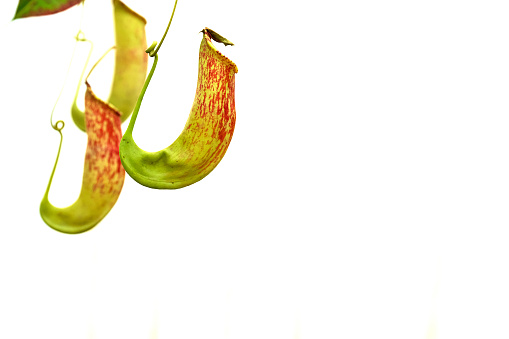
[40,82,124,234]
[12,0,238,231]
[120,28,237,189]
[13,0,84,19]
[72,0,148,131]
[109,0,148,123]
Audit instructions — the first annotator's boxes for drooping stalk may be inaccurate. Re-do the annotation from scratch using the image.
[49,0,86,129]
[124,0,179,135]
[46,3,87,197]
[150,0,179,57]
[50,31,87,130]
[70,36,93,131]
[124,54,158,136]
[42,124,64,201]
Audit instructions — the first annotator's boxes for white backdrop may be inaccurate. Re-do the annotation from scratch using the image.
[0,0,509,338]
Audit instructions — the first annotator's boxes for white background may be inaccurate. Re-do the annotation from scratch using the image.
[0,0,508,338]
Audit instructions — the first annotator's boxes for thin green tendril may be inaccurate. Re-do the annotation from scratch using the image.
[85,46,116,82]
[125,54,158,135]
[46,1,86,199]
[71,36,93,113]
[149,0,178,57]
[49,31,82,130]
[43,127,63,199]
[146,41,157,54]
[49,0,86,130]
[125,0,178,134]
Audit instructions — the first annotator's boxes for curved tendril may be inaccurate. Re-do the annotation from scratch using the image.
[71,36,93,113]
[149,0,178,57]
[43,128,63,200]
[124,0,178,135]
[79,0,86,26]
[72,45,115,132]
[85,46,116,82]
[53,120,65,132]
[50,30,87,130]
[146,41,157,54]
[44,0,86,198]
[125,54,158,136]
[49,0,87,129]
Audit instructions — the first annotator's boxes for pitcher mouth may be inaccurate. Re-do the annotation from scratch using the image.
[85,82,122,117]
[202,28,238,74]
[113,0,147,24]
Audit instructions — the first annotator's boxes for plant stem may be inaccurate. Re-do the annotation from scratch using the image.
[151,0,179,57]
[43,129,63,199]
[49,1,87,129]
[72,37,93,107]
[124,54,159,136]
[124,0,179,135]
[85,46,115,82]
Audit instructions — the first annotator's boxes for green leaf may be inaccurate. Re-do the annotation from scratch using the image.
[13,0,84,20]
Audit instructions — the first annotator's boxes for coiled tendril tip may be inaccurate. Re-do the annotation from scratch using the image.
[52,120,65,131]
[146,41,157,54]
[145,0,178,58]
[75,30,86,41]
